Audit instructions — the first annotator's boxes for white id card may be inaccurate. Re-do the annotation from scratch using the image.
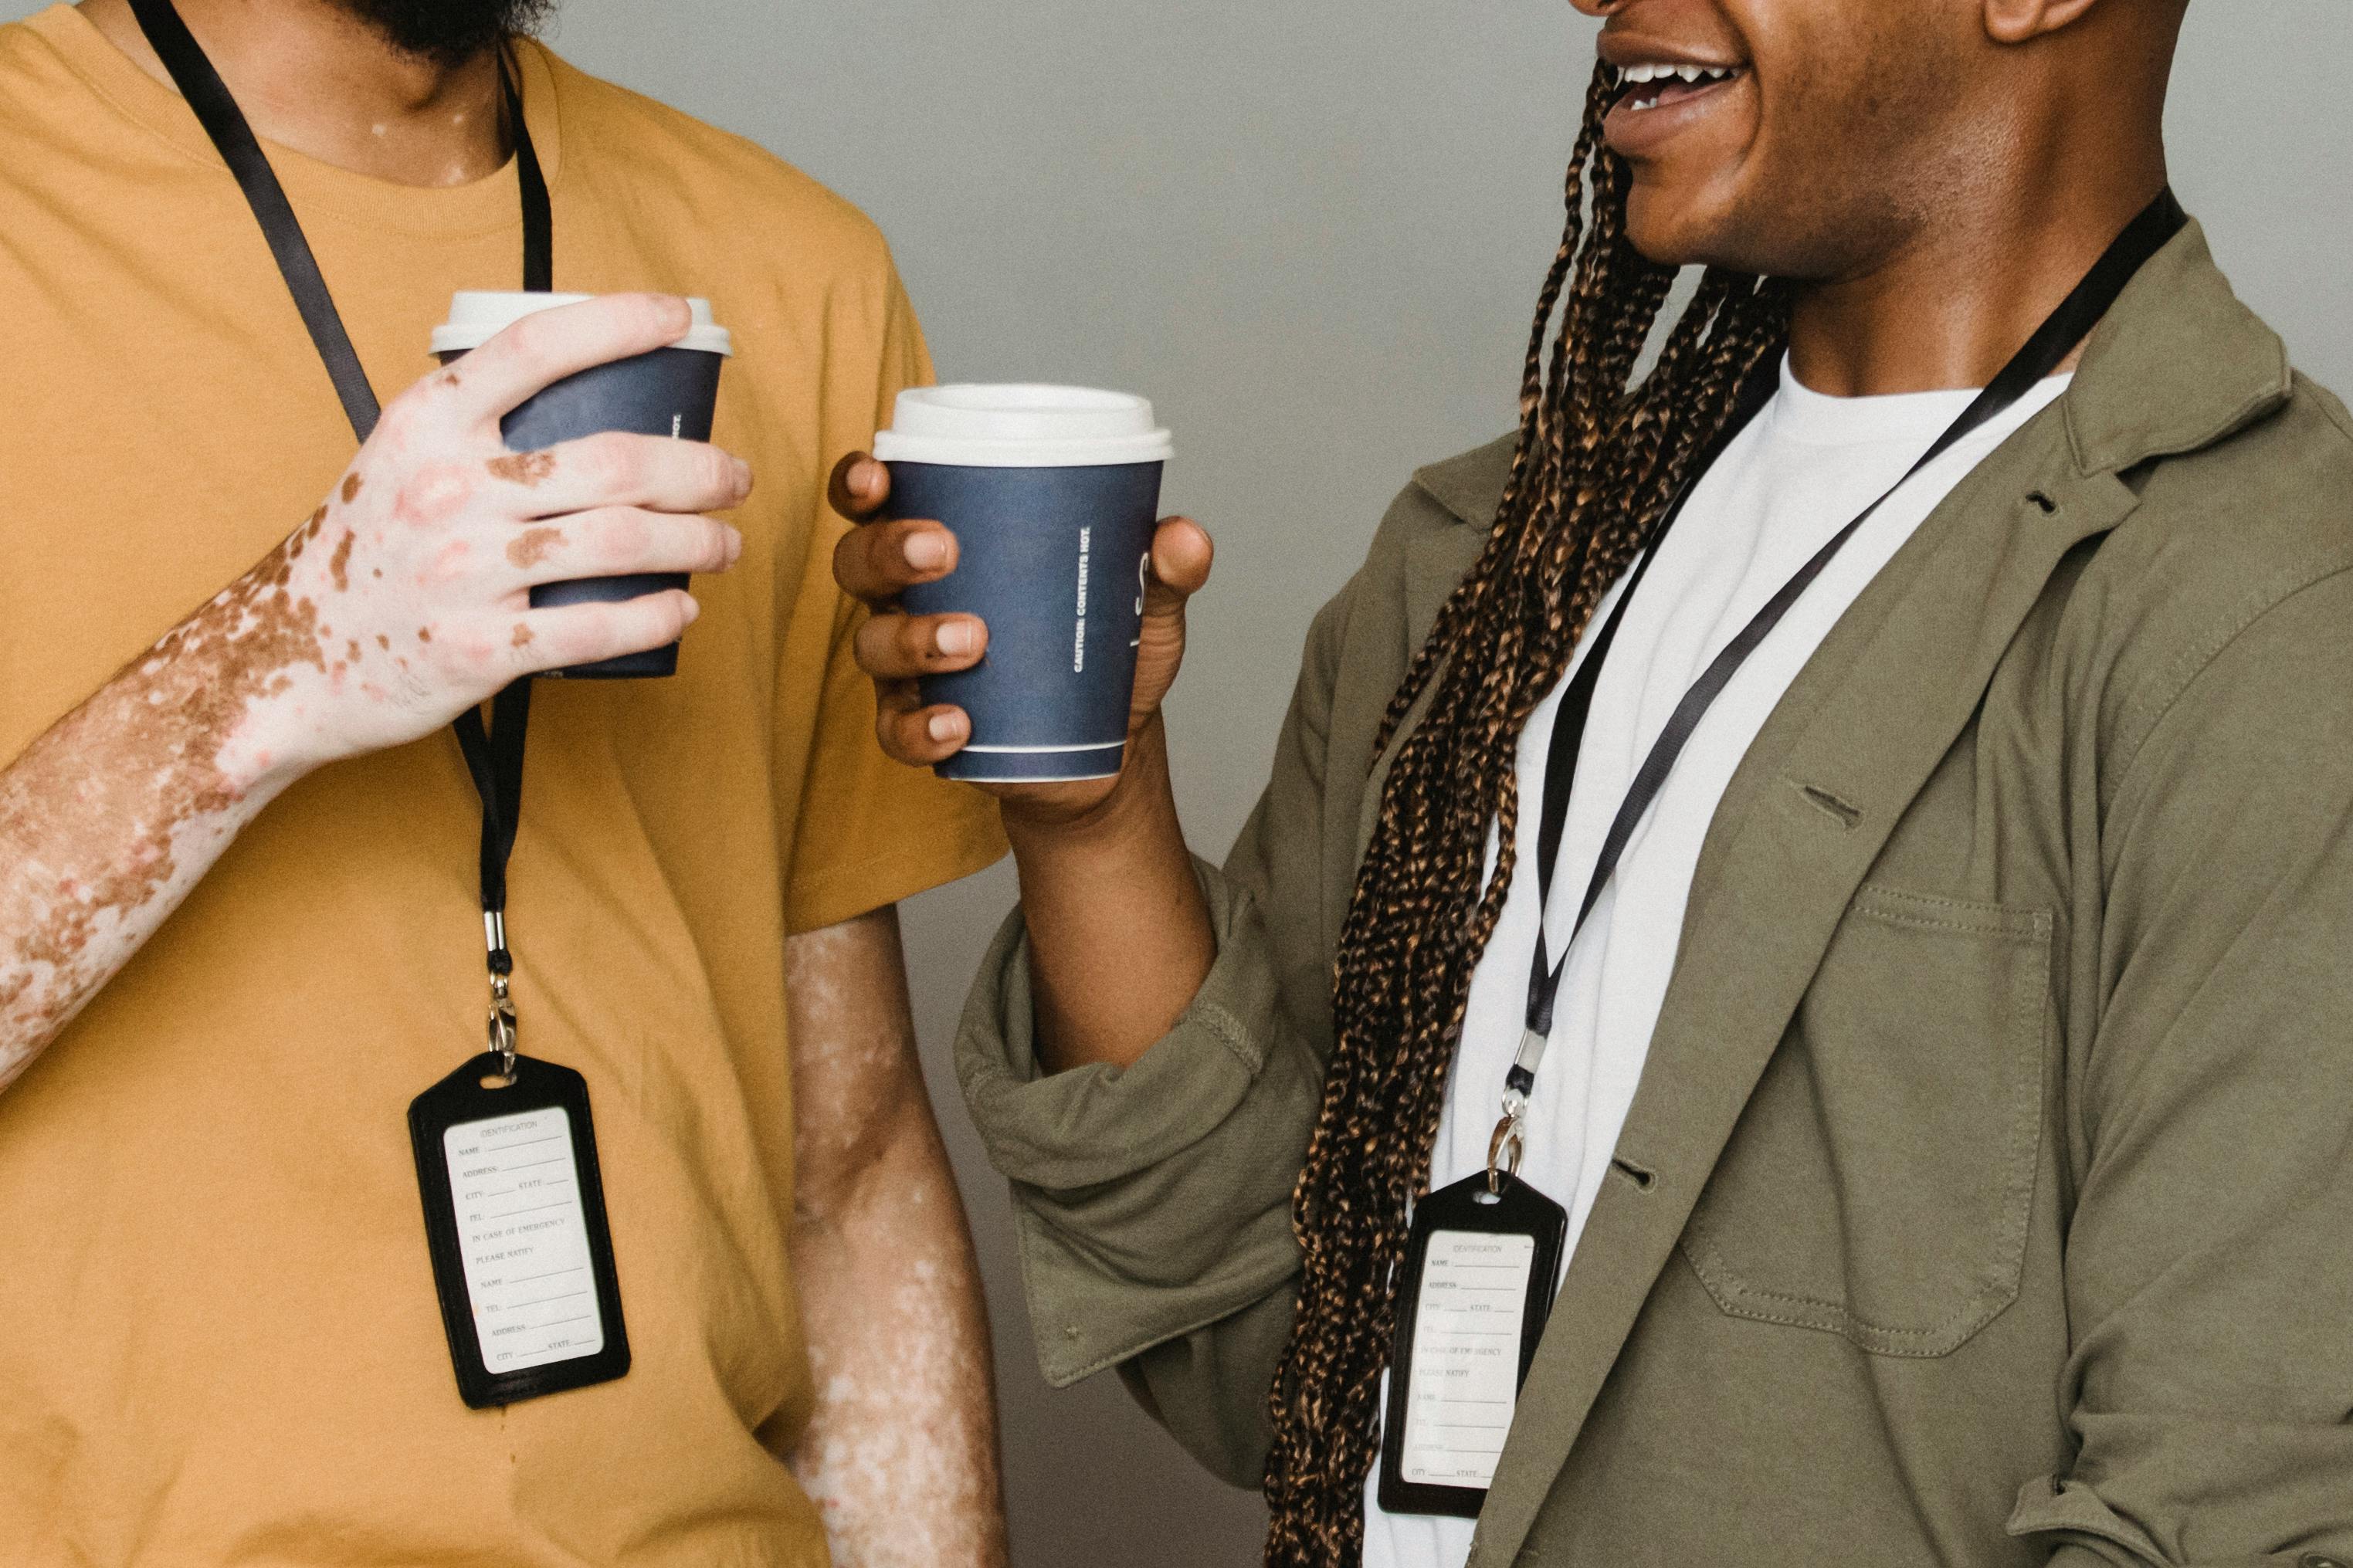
[1399,1231,1535,1487]
[442,1106,605,1372]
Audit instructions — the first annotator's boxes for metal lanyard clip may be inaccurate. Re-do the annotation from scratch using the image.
[485,910,517,1082]
[1486,1085,1528,1196]
[487,974,518,1083]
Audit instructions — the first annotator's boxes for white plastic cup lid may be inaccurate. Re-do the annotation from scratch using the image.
[430,291,734,357]
[872,384,1173,468]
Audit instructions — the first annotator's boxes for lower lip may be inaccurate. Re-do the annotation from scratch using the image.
[1602,75,1746,157]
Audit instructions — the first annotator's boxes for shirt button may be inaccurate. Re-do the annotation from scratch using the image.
[2299,1554,2347,1568]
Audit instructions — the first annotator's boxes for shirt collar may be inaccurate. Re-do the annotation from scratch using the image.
[1413,214,2293,527]
[2063,215,2294,474]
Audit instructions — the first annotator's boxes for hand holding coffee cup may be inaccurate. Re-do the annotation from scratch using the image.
[432,290,736,678]
[831,385,1211,814]
[241,293,748,778]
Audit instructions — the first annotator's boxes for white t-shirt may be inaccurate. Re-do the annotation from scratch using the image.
[1364,357,2071,1568]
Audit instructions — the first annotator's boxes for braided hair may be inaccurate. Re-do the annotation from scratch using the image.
[1260,63,1789,1565]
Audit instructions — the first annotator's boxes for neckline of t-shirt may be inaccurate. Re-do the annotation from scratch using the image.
[1767,352,2073,450]
[23,4,564,239]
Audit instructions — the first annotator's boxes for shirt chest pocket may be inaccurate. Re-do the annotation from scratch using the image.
[1677,885,2053,1356]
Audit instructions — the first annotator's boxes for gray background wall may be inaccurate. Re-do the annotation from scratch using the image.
[12,0,2345,1560]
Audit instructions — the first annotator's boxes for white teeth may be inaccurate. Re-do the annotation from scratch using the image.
[1619,61,1738,87]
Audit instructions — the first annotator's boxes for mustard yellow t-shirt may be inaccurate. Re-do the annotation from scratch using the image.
[0,9,1005,1563]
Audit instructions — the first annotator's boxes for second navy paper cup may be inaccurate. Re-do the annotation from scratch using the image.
[432,291,734,679]
[874,385,1174,784]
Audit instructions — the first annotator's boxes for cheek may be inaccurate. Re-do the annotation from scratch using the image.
[1618,77,1769,262]
[1629,22,1935,276]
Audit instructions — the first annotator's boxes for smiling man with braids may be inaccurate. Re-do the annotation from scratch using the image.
[836,0,2353,1564]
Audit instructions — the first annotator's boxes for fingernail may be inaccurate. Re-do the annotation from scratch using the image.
[927,711,965,743]
[680,595,702,625]
[724,527,744,565]
[732,457,753,494]
[905,532,948,570]
[936,621,977,656]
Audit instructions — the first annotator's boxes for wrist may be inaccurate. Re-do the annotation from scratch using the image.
[1003,714,1214,1072]
[230,686,334,797]
[999,713,1176,857]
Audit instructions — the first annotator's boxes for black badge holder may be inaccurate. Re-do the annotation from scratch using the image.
[1378,1167,1568,1519]
[127,0,629,1407]
[409,1051,632,1408]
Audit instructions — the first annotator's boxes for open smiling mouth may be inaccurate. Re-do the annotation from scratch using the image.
[1611,61,1747,113]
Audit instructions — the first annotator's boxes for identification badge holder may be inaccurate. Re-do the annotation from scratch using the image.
[1377,1166,1568,1518]
[409,1048,632,1408]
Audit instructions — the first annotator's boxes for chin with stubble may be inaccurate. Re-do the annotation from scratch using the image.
[334,0,555,64]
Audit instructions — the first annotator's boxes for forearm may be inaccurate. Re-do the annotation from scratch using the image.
[784,909,1006,1568]
[0,552,310,1082]
[788,1100,1004,1568]
[1004,715,1215,1072]
[1,297,757,1089]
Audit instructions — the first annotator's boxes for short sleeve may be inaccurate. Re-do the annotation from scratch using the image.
[781,262,1006,934]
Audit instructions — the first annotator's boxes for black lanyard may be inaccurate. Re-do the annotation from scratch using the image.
[1500,188,2187,1138]
[128,0,553,1053]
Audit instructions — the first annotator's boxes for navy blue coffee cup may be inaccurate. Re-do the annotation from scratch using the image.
[873,386,1175,783]
[432,292,734,679]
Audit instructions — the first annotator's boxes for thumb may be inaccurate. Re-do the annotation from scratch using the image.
[826,452,893,523]
[1143,516,1212,619]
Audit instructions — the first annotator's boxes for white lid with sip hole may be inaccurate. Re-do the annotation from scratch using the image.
[873,384,1173,468]
[431,291,734,357]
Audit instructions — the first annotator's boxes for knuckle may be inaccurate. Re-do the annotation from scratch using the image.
[700,518,732,571]
[846,525,899,590]
[850,616,890,672]
[700,445,736,498]
[626,292,677,339]
[590,432,646,490]
[863,618,914,676]
[578,602,629,657]
[502,310,558,367]
[373,391,427,442]
[878,709,921,762]
[830,523,866,584]
[895,615,934,665]
[842,527,893,594]
[619,594,677,648]
[592,509,653,567]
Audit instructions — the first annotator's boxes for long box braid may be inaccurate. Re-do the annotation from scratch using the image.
[1260,63,1790,1566]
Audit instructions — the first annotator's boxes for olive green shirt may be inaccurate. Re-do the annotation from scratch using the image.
[956,222,2353,1566]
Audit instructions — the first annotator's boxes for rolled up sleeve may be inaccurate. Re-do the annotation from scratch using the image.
[954,856,1321,1390]
[953,567,1373,1486]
